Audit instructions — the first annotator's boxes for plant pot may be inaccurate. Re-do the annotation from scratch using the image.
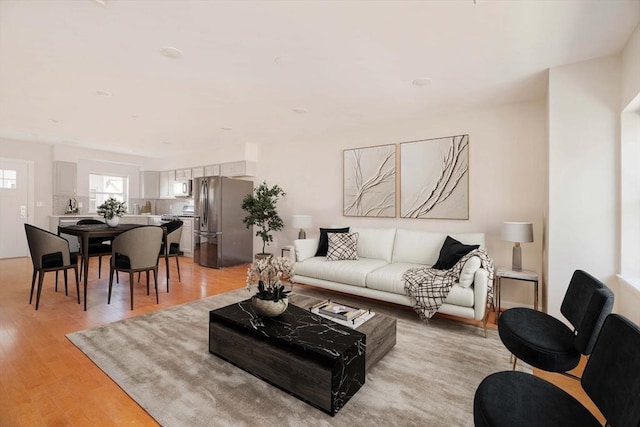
[251,296,288,317]
[105,217,120,227]
[254,253,272,261]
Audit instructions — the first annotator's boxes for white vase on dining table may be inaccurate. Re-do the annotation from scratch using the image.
[106,216,120,227]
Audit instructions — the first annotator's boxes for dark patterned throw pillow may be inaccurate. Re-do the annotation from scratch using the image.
[315,227,350,256]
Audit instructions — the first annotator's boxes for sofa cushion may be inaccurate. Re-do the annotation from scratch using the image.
[315,227,350,256]
[327,232,359,261]
[295,257,387,287]
[459,256,481,288]
[392,229,447,265]
[366,263,474,307]
[294,238,319,262]
[432,236,479,270]
[351,227,396,263]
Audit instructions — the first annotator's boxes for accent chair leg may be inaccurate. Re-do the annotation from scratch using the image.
[55,271,59,292]
[146,271,150,295]
[512,355,518,370]
[29,269,37,304]
[175,256,181,283]
[63,269,68,296]
[98,256,102,279]
[35,271,45,310]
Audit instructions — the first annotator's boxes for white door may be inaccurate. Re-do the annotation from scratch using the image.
[0,159,31,258]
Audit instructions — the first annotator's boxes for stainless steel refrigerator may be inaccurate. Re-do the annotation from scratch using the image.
[193,176,253,268]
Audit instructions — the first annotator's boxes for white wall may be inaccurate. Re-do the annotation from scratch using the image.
[547,55,620,320]
[621,24,640,110]
[0,138,53,230]
[256,101,547,307]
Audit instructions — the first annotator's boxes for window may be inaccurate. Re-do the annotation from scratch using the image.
[89,174,128,212]
[0,169,17,189]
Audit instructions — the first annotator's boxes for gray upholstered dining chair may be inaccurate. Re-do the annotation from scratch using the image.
[107,226,163,310]
[498,269,614,378]
[24,224,80,310]
[76,218,111,280]
[474,313,640,427]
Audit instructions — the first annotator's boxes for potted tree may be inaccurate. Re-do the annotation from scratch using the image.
[241,182,286,258]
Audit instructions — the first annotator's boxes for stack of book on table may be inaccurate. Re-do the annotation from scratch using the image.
[311,300,375,329]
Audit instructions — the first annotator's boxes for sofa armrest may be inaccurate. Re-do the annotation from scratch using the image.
[473,268,489,321]
[292,238,319,263]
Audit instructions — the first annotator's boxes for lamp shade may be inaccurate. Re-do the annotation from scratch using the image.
[292,215,312,229]
[501,222,534,243]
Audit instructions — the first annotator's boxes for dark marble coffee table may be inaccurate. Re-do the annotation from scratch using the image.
[209,298,366,415]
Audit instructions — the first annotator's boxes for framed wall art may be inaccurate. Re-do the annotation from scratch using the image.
[400,134,469,219]
[343,144,396,217]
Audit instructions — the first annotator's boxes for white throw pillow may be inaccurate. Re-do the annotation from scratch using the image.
[458,256,481,288]
[294,238,319,262]
[327,232,359,261]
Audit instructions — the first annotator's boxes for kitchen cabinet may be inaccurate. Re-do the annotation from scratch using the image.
[175,168,192,179]
[140,171,160,199]
[53,161,77,195]
[220,161,256,177]
[204,164,220,176]
[192,166,205,178]
[180,218,194,256]
[159,170,175,199]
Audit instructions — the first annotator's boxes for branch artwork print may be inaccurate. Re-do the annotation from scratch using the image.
[343,144,396,217]
[401,135,469,219]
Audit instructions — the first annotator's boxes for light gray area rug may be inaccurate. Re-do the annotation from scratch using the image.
[67,287,529,427]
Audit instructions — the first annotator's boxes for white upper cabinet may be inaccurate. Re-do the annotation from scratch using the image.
[53,161,77,195]
[192,166,205,178]
[204,164,220,176]
[140,171,160,199]
[175,168,192,179]
[159,170,175,199]
[220,161,256,177]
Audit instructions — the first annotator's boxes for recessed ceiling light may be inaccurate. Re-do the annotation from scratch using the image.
[131,114,139,119]
[292,107,308,114]
[93,0,106,6]
[96,89,112,97]
[160,46,184,59]
[162,141,171,145]
[412,77,432,87]
[220,127,233,131]
[51,119,59,123]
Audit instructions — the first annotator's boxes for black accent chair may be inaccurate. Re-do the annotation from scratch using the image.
[498,269,613,376]
[76,218,112,280]
[24,224,80,310]
[108,226,163,310]
[474,313,640,427]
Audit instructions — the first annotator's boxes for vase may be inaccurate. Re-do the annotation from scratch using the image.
[105,216,120,227]
[251,296,288,317]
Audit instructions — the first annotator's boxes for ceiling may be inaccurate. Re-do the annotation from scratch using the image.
[0,0,638,158]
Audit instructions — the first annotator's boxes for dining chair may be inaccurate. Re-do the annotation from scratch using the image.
[162,220,183,289]
[24,224,80,310]
[76,218,111,280]
[108,226,163,310]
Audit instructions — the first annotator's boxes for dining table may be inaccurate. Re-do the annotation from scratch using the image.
[58,223,168,310]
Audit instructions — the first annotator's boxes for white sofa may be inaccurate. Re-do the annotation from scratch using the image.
[290,228,489,321]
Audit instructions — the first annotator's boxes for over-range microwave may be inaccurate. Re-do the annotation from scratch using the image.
[173,179,192,197]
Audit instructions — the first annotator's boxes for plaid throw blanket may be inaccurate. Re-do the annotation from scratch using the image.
[402,249,495,321]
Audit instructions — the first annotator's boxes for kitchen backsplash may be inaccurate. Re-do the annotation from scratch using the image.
[53,195,167,215]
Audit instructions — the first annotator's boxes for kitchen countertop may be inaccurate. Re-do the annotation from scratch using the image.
[51,214,162,218]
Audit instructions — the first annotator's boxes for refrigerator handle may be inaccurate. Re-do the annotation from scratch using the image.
[201,179,208,228]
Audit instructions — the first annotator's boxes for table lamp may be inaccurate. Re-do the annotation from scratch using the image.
[292,215,312,239]
[501,222,533,271]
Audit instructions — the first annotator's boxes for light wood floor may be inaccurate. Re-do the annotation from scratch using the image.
[0,256,602,426]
